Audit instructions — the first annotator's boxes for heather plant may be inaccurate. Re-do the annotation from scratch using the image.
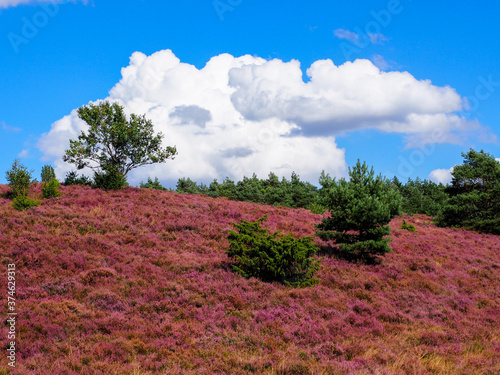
[41,179,61,199]
[41,164,57,183]
[5,159,35,198]
[227,215,320,287]
[316,160,402,261]
[140,177,167,190]
[1,185,499,374]
[12,194,40,210]
[436,149,500,234]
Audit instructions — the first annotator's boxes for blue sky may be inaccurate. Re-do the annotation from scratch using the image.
[0,0,499,187]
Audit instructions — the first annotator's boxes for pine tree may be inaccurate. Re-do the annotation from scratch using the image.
[316,160,401,260]
[436,149,500,234]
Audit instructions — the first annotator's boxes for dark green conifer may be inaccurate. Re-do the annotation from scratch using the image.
[316,160,402,260]
[227,215,319,287]
[436,149,500,234]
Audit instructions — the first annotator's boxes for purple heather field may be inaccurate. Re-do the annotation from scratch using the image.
[0,184,499,374]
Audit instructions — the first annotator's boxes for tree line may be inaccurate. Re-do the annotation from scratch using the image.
[5,101,499,242]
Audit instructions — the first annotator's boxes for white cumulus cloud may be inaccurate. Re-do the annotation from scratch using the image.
[38,50,347,186]
[228,58,480,141]
[38,49,490,187]
[429,157,500,186]
[428,167,454,185]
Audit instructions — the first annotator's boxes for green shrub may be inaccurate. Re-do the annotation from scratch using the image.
[307,203,327,214]
[41,179,61,199]
[41,165,56,183]
[93,166,128,191]
[140,177,167,190]
[12,195,40,211]
[400,219,417,232]
[63,171,92,186]
[227,215,320,288]
[5,159,35,198]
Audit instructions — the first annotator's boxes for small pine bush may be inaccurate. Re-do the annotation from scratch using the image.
[140,177,167,190]
[5,159,35,198]
[227,215,320,288]
[401,219,417,232]
[41,165,57,182]
[64,171,92,186]
[12,195,40,211]
[41,179,61,199]
[93,167,128,191]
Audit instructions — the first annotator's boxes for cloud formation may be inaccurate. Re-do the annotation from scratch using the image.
[428,167,454,185]
[2,122,22,132]
[0,0,86,9]
[38,49,488,187]
[334,28,388,47]
[228,57,482,142]
[0,0,45,7]
[333,28,361,45]
[368,33,389,45]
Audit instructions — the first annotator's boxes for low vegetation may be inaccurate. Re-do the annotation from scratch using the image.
[2,143,499,373]
[227,215,319,287]
[0,184,499,374]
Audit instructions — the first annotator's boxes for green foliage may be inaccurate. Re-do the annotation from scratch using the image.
[436,149,500,234]
[205,177,238,200]
[288,172,317,208]
[236,174,265,203]
[5,159,35,198]
[400,219,417,232]
[176,177,203,195]
[41,179,61,199]
[63,101,177,183]
[315,170,335,208]
[140,177,167,190]
[176,172,317,209]
[12,195,40,211]
[307,203,327,215]
[316,160,402,261]
[93,166,128,191]
[227,216,320,287]
[41,165,57,183]
[63,171,92,186]
[397,177,448,216]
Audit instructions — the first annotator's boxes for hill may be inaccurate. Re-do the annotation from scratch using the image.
[0,185,499,374]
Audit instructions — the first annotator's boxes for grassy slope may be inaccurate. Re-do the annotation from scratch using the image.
[0,184,499,375]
